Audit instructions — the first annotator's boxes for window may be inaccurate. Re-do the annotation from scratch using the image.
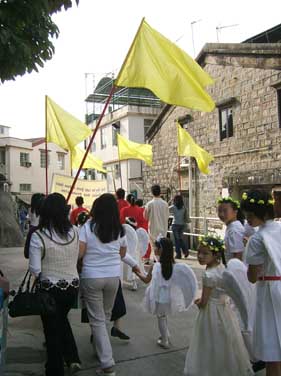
[91,142,96,152]
[19,184,31,192]
[40,150,50,168]
[57,153,65,170]
[114,163,120,179]
[20,152,30,166]
[144,119,154,136]
[0,148,5,165]
[219,106,233,140]
[277,88,281,128]
[112,122,120,146]
[100,128,107,149]
[0,126,4,134]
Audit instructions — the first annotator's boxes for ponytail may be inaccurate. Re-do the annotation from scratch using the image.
[236,208,245,225]
[158,238,174,280]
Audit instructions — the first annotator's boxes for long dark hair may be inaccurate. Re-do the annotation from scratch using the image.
[173,194,184,209]
[30,193,45,215]
[39,193,72,238]
[90,193,125,243]
[155,237,175,280]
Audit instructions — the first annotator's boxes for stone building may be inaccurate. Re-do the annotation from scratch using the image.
[143,42,281,225]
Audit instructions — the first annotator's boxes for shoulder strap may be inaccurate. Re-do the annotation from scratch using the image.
[35,231,46,260]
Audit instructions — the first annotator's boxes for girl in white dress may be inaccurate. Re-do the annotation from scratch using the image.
[241,190,281,376]
[217,197,246,262]
[184,235,253,376]
[136,237,197,349]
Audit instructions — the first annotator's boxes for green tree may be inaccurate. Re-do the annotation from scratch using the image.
[0,0,79,83]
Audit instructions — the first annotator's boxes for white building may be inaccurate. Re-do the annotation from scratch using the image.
[0,135,70,201]
[85,77,162,197]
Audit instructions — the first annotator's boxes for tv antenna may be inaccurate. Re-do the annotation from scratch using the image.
[216,24,239,42]
[191,19,202,57]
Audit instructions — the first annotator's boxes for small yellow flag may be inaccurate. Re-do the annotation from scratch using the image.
[71,146,106,173]
[177,122,213,174]
[46,96,92,150]
[115,19,215,112]
[117,134,153,166]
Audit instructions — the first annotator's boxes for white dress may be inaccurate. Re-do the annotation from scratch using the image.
[144,262,197,315]
[224,220,245,262]
[246,220,281,361]
[184,264,253,376]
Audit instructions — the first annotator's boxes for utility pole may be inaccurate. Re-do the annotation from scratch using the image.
[216,24,239,42]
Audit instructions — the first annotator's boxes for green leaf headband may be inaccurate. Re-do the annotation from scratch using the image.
[198,235,225,253]
[217,196,240,209]
[241,192,274,206]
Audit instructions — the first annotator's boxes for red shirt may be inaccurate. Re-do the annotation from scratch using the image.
[120,205,143,227]
[70,207,88,225]
[117,199,129,212]
[137,207,148,231]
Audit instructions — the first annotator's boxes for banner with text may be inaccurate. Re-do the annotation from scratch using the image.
[51,174,107,209]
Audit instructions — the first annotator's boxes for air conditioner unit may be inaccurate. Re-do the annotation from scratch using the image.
[26,162,32,167]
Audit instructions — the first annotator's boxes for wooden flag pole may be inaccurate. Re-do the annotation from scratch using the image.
[66,85,115,203]
[45,95,49,195]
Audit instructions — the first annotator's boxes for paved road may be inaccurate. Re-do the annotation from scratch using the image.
[1,247,265,376]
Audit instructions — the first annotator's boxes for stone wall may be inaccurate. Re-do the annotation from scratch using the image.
[143,57,281,220]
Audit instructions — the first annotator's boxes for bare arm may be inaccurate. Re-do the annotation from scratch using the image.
[195,286,213,309]
[232,252,243,261]
[119,246,126,259]
[247,264,263,284]
[135,265,153,284]
[79,241,87,260]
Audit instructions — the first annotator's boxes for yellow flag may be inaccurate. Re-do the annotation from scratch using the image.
[71,146,106,173]
[46,96,92,150]
[115,19,215,112]
[177,123,213,174]
[117,134,152,166]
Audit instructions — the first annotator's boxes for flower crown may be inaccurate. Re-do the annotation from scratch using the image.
[241,192,274,206]
[198,235,225,253]
[217,196,240,209]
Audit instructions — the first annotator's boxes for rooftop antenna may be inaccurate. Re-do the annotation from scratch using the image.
[191,19,202,57]
[216,24,239,42]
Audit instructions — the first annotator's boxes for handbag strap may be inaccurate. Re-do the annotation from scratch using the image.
[18,270,30,293]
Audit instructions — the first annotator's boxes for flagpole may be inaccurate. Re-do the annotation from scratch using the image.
[178,156,182,193]
[119,159,123,188]
[45,95,48,195]
[66,85,116,203]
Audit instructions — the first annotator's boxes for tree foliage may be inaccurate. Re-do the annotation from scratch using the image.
[0,0,79,83]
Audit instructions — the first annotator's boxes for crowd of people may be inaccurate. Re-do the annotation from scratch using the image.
[11,184,281,376]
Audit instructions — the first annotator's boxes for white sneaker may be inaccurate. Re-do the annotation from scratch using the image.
[131,280,138,291]
[157,338,170,349]
[96,367,116,376]
[69,362,82,374]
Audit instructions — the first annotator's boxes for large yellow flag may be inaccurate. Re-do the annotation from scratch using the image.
[71,146,106,173]
[115,19,215,112]
[177,123,213,174]
[46,96,92,150]
[117,134,152,166]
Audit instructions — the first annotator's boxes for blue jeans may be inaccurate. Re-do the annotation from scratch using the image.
[172,224,187,257]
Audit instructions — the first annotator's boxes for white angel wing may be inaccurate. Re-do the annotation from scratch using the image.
[136,228,149,257]
[222,259,256,331]
[123,224,138,258]
[172,263,198,310]
[122,224,138,283]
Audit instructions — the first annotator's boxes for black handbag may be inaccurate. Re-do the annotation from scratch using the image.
[8,270,56,318]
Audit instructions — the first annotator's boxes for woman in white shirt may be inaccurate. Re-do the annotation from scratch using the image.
[79,193,137,376]
[29,193,81,376]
